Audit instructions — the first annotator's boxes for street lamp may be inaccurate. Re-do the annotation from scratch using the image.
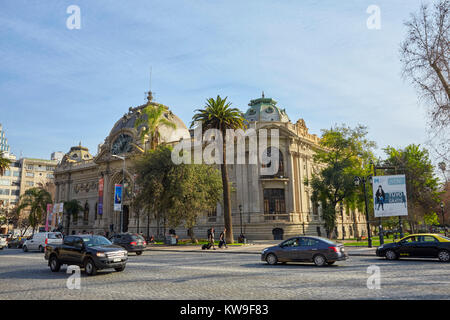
[441,202,446,236]
[112,155,126,233]
[354,176,372,248]
[238,204,243,242]
[340,202,345,240]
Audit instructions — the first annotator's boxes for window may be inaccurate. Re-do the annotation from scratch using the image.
[63,236,75,246]
[13,171,20,177]
[281,238,299,247]
[47,174,54,178]
[300,238,320,246]
[0,179,10,186]
[261,147,284,177]
[46,166,53,171]
[27,165,33,170]
[0,188,10,195]
[26,172,34,177]
[420,236,438,242]
[401,236,417,243]
[263,189,286,214]
[2,170,11,176]
[26,181,34,187]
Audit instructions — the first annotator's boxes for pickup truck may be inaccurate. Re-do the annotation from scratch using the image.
[45,234,128,276]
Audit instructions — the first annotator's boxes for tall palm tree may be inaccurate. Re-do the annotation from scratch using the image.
[17,187,52,235]
[191,96,246,243]
[0,152,11,175]
[134,102,177,151]
[63,199,83,235]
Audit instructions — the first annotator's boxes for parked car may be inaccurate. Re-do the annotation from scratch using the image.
[376,233,450,262]
[23,232,63,252]
[45,234,128,276]
[261,236,348,266]
[7,237,27,249]
[0,235,7,250]
[110,233,146,255]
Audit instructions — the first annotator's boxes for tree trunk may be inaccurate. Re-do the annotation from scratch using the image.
[221,137,233,244]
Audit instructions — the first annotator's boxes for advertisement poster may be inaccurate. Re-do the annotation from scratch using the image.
[114,184,122,211]
[98,177,104,215]
[372,175,408,217]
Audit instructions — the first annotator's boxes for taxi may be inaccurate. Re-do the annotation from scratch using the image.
[376,233,450,262]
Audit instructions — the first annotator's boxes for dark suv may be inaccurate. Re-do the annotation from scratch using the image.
[110,233,146,255]
[45,235,128,276]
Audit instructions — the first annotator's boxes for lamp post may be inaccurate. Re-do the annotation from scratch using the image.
[340,202,345,240]
[354,176,372,248]
[441,202,446,236]
[239,204,243,240]
[112,155,126,233]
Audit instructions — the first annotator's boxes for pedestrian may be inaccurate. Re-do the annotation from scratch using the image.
[208,227,216,250]
[219,228,228,249]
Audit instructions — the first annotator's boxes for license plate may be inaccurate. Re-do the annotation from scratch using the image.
[113,258,121,262]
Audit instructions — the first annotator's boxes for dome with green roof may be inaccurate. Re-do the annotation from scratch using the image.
[243,93,290,123]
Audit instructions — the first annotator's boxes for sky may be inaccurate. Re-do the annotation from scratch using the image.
[0,0,435,161]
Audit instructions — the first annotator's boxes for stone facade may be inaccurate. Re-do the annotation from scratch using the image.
[54,93,370,240]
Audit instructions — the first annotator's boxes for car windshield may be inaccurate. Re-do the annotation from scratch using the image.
[439,235,450,241]
[81,236,112,247]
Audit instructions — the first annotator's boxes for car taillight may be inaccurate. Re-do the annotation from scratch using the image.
[143,241,147,245]
[130,241,137,246]
[328,246,338,253]
[45,238,48,245]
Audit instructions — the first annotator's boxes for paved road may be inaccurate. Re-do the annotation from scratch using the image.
[0,248,448,300]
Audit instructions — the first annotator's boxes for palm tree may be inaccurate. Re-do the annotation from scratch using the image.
[63,199,83,235]
[17,187,52,235]
[191,95,246,243]
[0,152,11,175]
[134,102,177,151]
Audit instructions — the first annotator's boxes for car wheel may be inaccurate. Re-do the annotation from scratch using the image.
[49,255,61,272]
[136,251,142,256]
[313,254,327,267]
[115,265,126,272]
[266,253,278,265]
[84,258,97,276]
[327,261,336,265]
[385,250,398,260]
[39,245,44,253]
[438,250,450,262]
[23,245,28,252]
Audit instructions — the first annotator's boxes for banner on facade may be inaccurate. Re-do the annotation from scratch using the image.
[45,204,52,231]
[98,178,104,215]
[372,175,408,217]
[114,184,122,211]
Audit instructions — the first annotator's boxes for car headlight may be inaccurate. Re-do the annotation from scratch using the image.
[96,252,106,257]
[262,249,268,254]
[378,245,384,249]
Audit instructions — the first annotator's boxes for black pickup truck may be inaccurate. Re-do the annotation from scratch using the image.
[45,234,128,276]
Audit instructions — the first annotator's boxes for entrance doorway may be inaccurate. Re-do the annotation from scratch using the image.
[272,228,284,240]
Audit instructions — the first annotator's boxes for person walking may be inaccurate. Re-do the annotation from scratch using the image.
[208,227,216,250]
[219,228,228,248]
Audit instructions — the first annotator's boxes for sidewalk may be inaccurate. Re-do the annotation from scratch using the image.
[145,241,377,256]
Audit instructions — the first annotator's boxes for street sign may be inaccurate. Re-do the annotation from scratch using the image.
[372,175,408,217]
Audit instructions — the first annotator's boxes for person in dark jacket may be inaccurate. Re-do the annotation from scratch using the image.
[375,185,385,211]
[219,228,228,249]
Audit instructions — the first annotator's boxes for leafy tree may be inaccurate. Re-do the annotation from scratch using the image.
[400,1,450,162]
[134,101,177,151]
[305,125,376,238]
[0,152,11,175]
[133,146,222,241]
[191,96,246,243]
[17,187,52,235]
[383,144,441,232]
[63,199,83,235]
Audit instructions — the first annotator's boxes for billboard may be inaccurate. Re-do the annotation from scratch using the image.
[114,184,122,211]
[372,175,408,217]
